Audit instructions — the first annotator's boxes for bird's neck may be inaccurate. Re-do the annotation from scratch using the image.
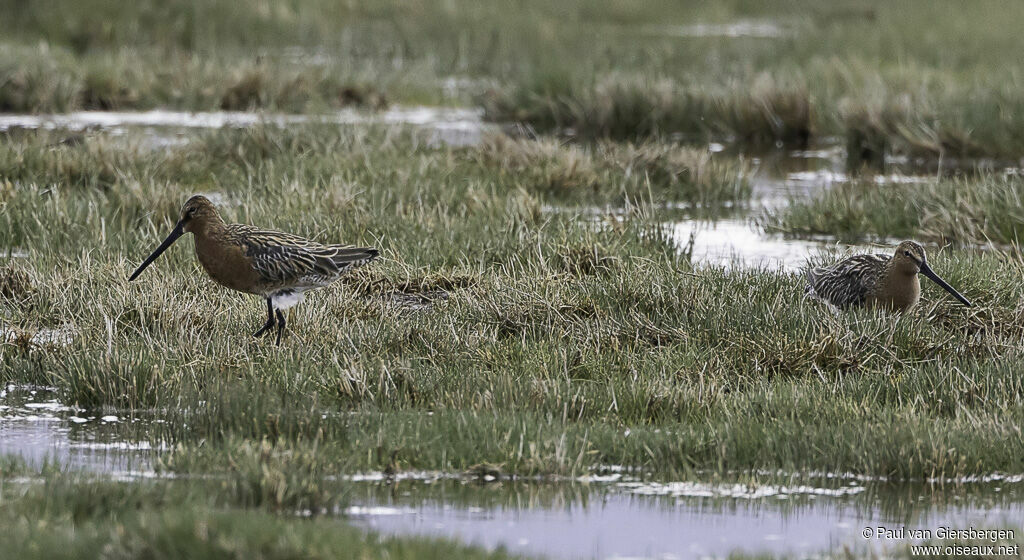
[885,258,919,278]
[191,214,227,241]
[877,260,921,307]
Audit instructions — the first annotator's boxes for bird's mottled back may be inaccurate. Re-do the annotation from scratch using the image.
[225,224,378,292]
[805,253,889,308]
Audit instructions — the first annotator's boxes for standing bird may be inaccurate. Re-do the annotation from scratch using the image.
[805,240,972,311]
[128,195,379,344]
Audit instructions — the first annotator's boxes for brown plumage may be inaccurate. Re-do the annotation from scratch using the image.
[128,195,379,344]
[805,240,972,311]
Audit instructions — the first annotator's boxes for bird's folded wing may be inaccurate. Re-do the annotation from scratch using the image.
[233,227,335,283]
[232,225,377,284]
[807,254,887,308]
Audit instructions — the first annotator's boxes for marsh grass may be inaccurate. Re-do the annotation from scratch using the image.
[0,44,396,113]
[765,174,1024,245]
[0,262,34,302]
[839,92,1024,164]
[5,1,1024,162]
[0,125,751,216]
[2,125,1023,482]
[484,67,1024,163]
[482,74,813,147]
[474,134,751,203]
[0,131,142,189]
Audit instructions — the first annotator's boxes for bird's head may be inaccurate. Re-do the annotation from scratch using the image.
[892,240,972,307]
[178,195,221,233]
[127,195,221,282]
[892,240,927,274]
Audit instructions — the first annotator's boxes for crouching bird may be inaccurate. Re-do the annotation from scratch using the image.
[128,195,379,344]
[805,240,972,311]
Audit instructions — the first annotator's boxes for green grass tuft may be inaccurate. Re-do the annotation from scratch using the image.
[765,174,1024,245]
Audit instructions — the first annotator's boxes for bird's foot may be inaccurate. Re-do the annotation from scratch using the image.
[253,318,275,337]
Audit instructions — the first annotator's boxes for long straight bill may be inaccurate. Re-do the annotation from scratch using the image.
[920,262,973,307]
[128,220,186,281]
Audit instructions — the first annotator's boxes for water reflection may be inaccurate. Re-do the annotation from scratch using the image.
[347,476,1024,559]
[0,384,155,473]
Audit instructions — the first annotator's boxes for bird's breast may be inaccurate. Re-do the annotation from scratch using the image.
[194,234,262,295]
[869,274,921,311]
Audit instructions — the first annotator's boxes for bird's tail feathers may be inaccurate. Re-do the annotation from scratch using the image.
[330,246,380,270]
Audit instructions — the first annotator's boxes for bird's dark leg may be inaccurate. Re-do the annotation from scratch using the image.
[252,297,275,337]
[275,309,286,345]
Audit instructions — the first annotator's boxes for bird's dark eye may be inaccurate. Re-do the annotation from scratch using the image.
[903,250,912,257]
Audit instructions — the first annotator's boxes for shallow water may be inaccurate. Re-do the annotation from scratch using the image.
[0,384,154,473]
[0,106,482,131]
[546,145,901,269]
[667,218,878,270]
[0,106,490,148]
[346,474,1024,559]
[3,383,1017,558]
[658,145,946,268]
[646,20,792,39]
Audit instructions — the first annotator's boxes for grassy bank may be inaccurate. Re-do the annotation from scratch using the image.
[483,66,1024,159]
[0,126,749,204]
[4,1,1024,160]
[2,124,1023,482]
[482,74,813,146]
[764,174,1024,245]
